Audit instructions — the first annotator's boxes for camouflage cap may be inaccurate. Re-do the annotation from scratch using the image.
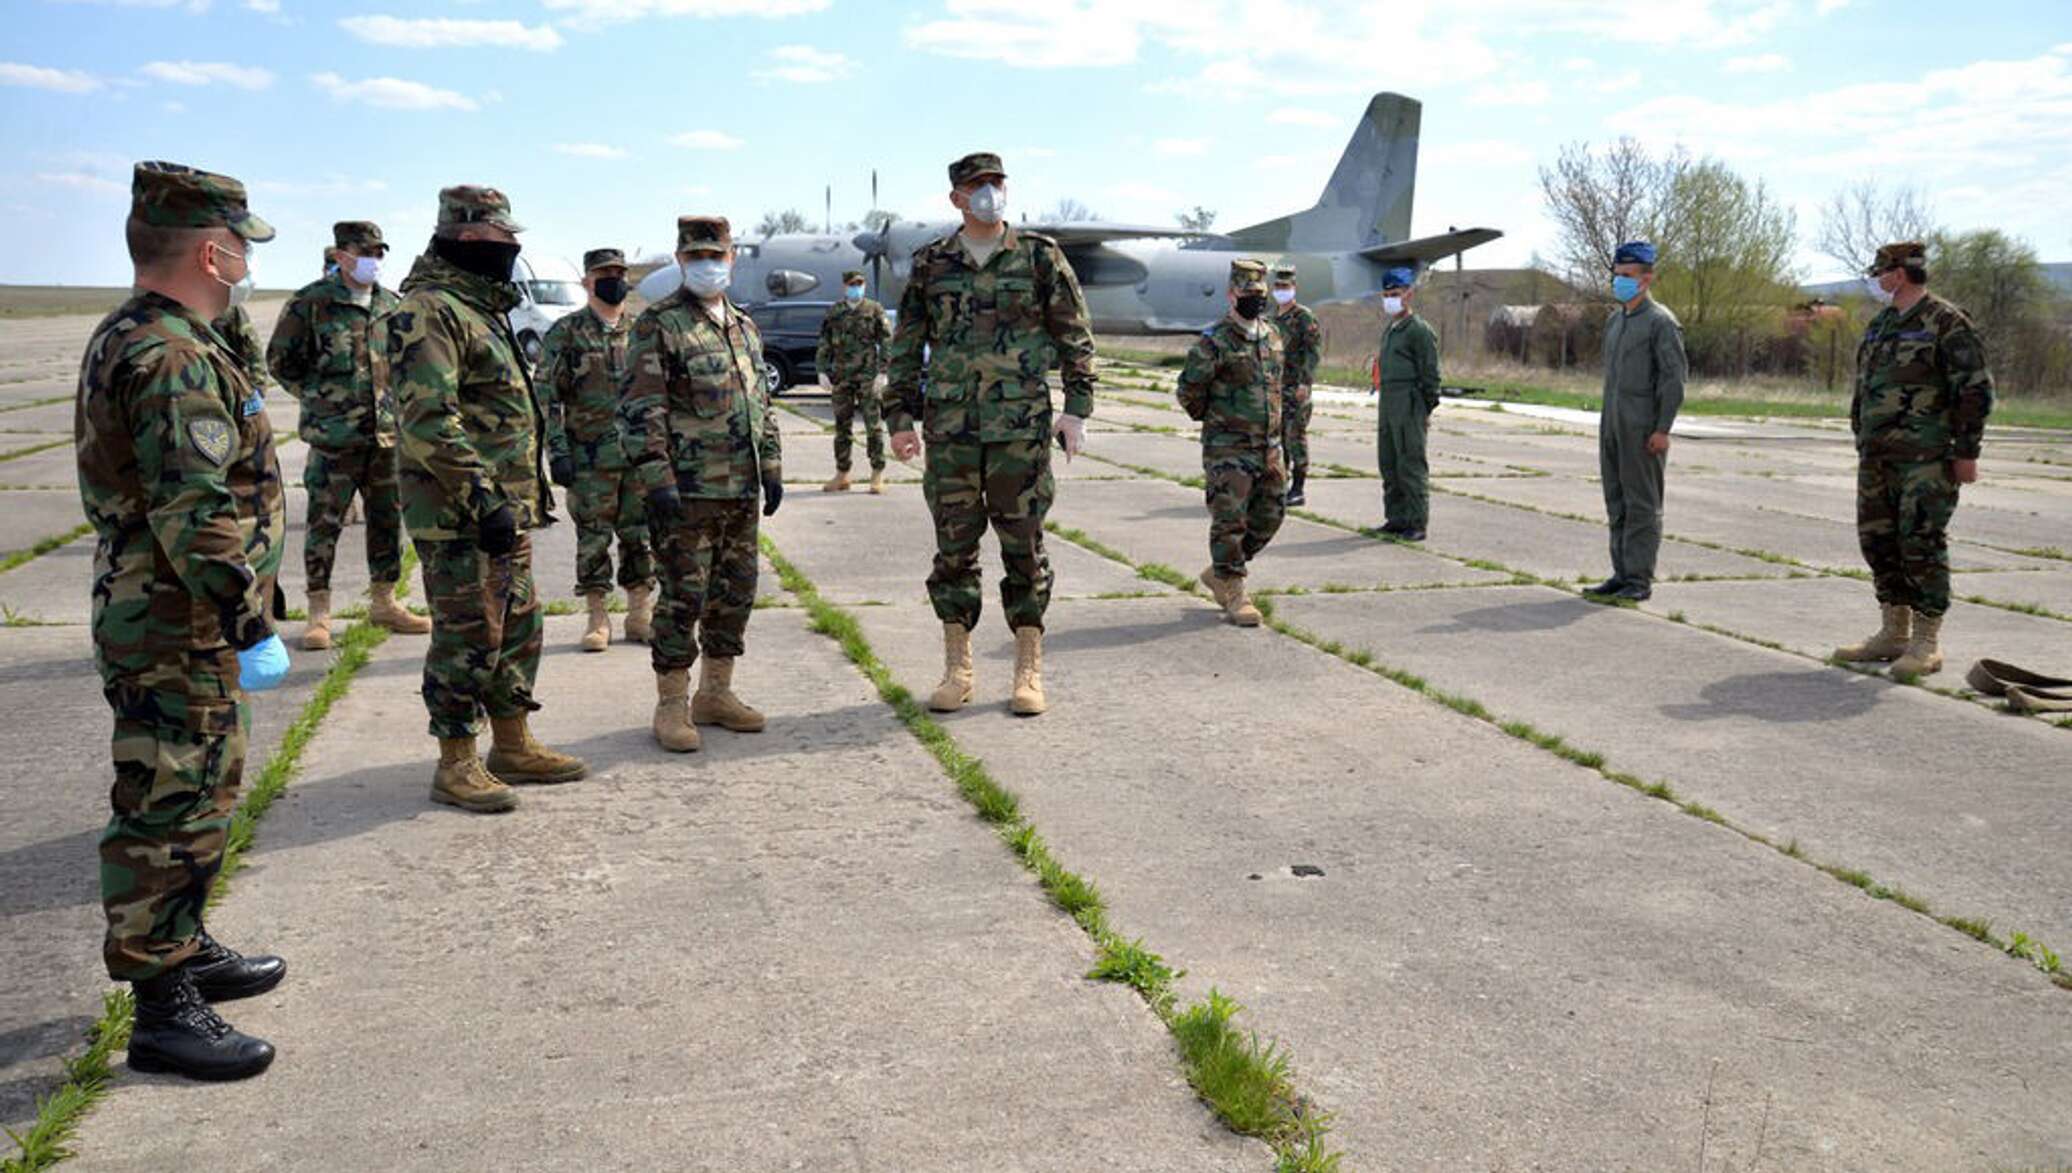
[841,269,865,284]
[1229,258,1269,293]
[1270,264,1298,285]
[333,221,386,254]
[1868,240,1928,275]
[676,215,731,253]
[583,248,628,273]
[435,185,524,235]
[948,152,1006,187]
[130,161,275,242]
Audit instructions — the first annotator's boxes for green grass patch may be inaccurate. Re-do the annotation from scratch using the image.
[0,394,71,415]
[0,523,91,574]
[0,438,70,464]
[1,990,132,1172]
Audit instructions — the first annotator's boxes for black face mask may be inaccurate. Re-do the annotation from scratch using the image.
[594,276,629,306]
[432,235,522,282]
[1234,293,1269,320]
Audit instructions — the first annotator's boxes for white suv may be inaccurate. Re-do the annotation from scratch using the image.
[508,254,586,366]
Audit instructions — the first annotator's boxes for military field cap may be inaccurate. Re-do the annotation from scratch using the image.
[677,215,732,253]
[1868,240,1927,275]
[583,248,628,273]
[333,221,386,254]
[1613,240,1657,267]
[436,185,525,235]
[948,151,1006,187]
[131,161,275,242]
[842,269,865,284]
[1271,264,1298,284]
[1382,266,1416,291]
[1229,258,1268,293]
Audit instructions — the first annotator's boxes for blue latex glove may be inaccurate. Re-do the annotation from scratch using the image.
[237,634,290,693]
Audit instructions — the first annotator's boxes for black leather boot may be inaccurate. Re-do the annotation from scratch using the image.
[1284,473,1307,507]
[128,968,276,1081]
[186,930,287,1002]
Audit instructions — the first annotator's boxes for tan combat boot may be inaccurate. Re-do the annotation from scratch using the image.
[652,669,700,752]
[1224,581,1263,628]
[691,657,767,732]
[928,623,975,712]
[485,714,588,784]
[430,736,517,813]
[868,468,887,495]
[1834,603,1911,662]
[367,581,431,635]
[623,584,655,644]
[302,590,333,652]
[580,591,611,653]
[1889,611,1944,678]
[822,470,852,492]
[1010,626,1047,716]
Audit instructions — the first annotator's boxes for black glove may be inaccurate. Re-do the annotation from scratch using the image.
[476,502,518,556]
[761,475,783,517]
[550,454,574,487]
[646,482,683,527]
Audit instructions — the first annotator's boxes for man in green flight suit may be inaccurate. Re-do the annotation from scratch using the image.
[1180,259,1286,627]
[1269,264,1322,506]
[816,267,894,494]
[1592,240,1686,602]
[1369,267,1440,541]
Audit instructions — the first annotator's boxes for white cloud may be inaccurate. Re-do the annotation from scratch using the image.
[140,60,276,89]
[0,62,100,94]
[1267,106,1336,127]
[50,0,210,9]
[1724,52,1790,74]
[35,171,126,194]
[1561,56,1596,72]
[1108,181,1180,204]
[753,44,852,83]
[668,129,743,150]
[1153,137,1209,156]
[542,0,828,25]
[310,72,478,111]
[244,0,279,11]
[1468,80,1550,107]
[553,142,627,158]
[339,16,564,51]
[162,99,187,112]
[1596,69,1643,93]
[250,177,389,196]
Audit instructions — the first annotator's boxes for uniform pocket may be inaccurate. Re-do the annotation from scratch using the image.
[686,352,732,418]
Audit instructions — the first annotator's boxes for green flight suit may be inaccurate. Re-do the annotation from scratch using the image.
[1376,312,1440,530]
[1599,298,1686,584]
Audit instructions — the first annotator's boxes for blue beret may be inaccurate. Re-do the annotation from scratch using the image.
[1382,266,1415,290]
[1614,241,1656,266]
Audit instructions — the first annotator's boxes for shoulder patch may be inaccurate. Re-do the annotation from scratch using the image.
[189,418,233,466]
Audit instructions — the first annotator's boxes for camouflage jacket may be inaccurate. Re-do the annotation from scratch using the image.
[1600,298,1687,435]
[1177,316,1286,454]
[213,305,276,396]
[814,297,891,385]
[1378,312,1442,410]
[887,226,1096,442]
[267,274,401,450]
[620,291,781,500]
[539,306,632,472]
[1273,301,1322,389]
[76,291,286,713]
[1853,292,1995,461]
[382,253,552,540]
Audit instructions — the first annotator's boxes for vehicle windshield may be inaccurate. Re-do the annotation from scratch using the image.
[528,280,583,306]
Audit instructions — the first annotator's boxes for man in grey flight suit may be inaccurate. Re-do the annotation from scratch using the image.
[1591,240,1686,602]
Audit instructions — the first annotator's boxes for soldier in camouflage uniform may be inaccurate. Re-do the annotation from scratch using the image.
[1835,241,1995,678]
[1269,264,1322,506]
[621,215,783,753]
[385,185,585,813]
[888,152,1096,717]
[815,268,893,493]
[269,220,430,649]
[1371,267,1441,541]
[77,162,290,1081]
[541,247,653,653]
[1592,241,1686,602]
[1179,260,1286,628]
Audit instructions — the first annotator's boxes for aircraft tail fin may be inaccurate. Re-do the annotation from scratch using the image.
[1225,93,1420,253]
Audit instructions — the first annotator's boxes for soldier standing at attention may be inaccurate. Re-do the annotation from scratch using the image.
[540,248,653,654]
[621,215,782,754]
[1591,240,1686,602]
[1834,241,1994,677]
[816,268,894,494]
[268,220,429,649]
[1269,264,1321,506]
[1370,267,1440,542]
[888,151,1096,717]
[386,186,585,813]
[77,162,291,1080]
[1180,259,1287,628]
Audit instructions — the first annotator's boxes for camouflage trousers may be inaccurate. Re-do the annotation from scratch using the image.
[923,437,1055,632]
[1282,384,1314,481]
[651,498,759,672]
[568,462,653,595]
[100,685,247,981]
[1204,447,1287,579]
[304,444,404,592]
[1858,457,1959,618]
[413,533,542,739]
[832,381,887,473]
[1378,390,1431,529]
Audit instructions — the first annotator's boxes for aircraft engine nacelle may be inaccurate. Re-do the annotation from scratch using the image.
[765,269,821,299]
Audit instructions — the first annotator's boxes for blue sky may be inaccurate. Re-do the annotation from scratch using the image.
[2,0,2068,287]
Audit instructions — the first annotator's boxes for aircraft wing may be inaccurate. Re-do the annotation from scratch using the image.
[1359,227,1503,267]
[1024,221,1208,246]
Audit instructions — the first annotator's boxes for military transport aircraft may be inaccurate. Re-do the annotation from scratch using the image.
[635,92,1501,335]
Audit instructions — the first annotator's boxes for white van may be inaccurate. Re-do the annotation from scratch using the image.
[508,254,586,365]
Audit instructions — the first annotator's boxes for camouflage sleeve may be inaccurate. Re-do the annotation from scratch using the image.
[619,311,673,494]
[1414,319,1441,410]
[750,320,781,482]
[214,308,273,393]
[536,319,572,464]
[873,303,892,373]
[1291,311,1323,387]
[1040,241,1097,418]
[1652,314,1687,434]
[886,273,930,433]
[265,294,313,400]
[1941,324,1995,459]
[1175,334,1217,422]
[131,344,269,649]
[390,301,493,520]
[813,314,835,378]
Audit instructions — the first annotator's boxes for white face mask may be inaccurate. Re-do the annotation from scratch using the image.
[350,255,381,286]
[682,258,731,297]
[966,183,1006,225]
[1272,288,1296,306]
[211,240,255,307]
[1382,295,1405,316]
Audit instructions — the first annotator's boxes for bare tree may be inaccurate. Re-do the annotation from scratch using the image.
[1537,138,1688,288]
[1045,197,1101,222]
[1176,205,1218,232]
[862,209,899,232]
[755,208,811,238]
[1816,181,1936,277]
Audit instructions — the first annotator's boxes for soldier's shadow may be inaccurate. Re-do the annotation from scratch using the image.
[1417,598,1598,635]
[1658,669,1885,724]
